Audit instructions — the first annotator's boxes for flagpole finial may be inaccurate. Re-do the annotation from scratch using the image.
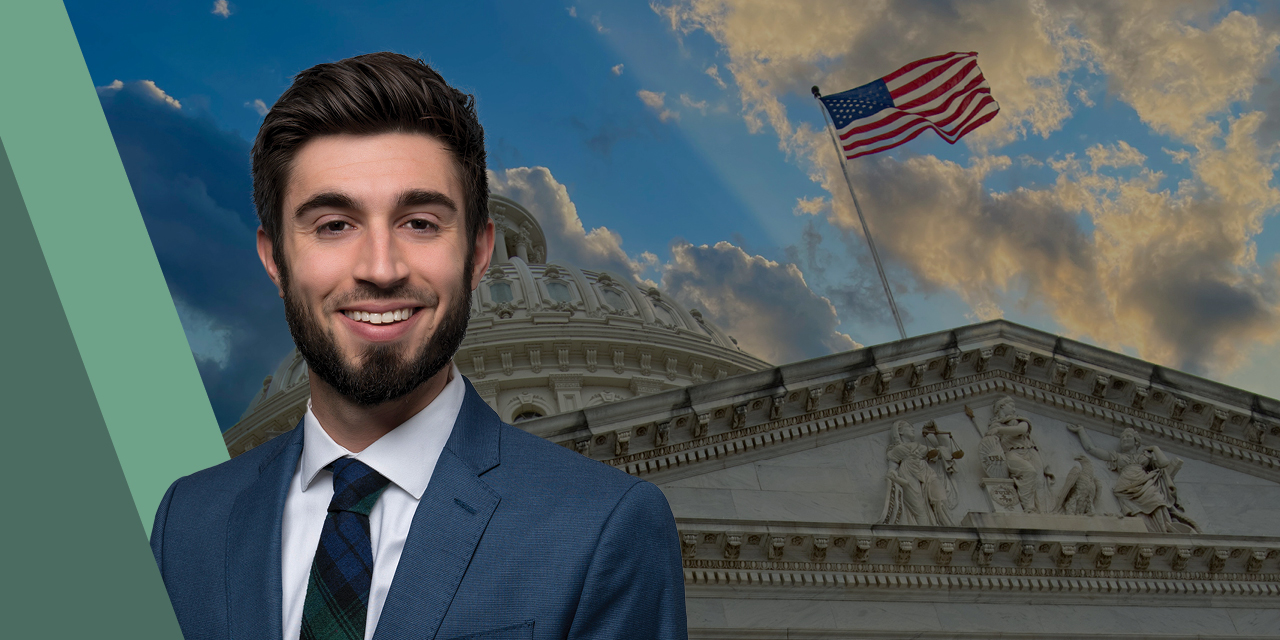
[811,86,821,98]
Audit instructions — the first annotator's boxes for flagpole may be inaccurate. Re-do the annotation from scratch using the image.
[812,86,907,340]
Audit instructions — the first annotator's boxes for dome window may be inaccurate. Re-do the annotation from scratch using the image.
[490,282,513,303]
[653,304,678,328]
[602,288,628,310]
[547,281,572,303]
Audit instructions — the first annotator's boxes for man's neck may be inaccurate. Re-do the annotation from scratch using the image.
[308,363,454,453]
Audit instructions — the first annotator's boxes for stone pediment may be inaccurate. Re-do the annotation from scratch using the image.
[524,320,1280,541]
[520,320,1280,629]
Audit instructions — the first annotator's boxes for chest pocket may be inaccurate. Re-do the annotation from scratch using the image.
[444,620,534,640]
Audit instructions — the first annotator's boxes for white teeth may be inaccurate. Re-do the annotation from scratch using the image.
[345,307,416,325]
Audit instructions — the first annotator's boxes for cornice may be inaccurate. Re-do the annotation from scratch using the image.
[675,518,1280,598]
[527,320,1280,482]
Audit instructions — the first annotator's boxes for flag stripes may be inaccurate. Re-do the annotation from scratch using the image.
[820,51,999,160]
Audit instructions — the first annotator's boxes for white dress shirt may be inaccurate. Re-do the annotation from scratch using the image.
[281,364,464,640]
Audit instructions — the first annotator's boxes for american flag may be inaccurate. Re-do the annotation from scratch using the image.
[819,51,999,160]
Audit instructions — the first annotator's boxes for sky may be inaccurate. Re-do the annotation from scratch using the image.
[64,0,1280,432]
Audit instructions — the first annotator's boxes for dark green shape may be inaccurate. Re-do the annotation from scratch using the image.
[0,137,183,637]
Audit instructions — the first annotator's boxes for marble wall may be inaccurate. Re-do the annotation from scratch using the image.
[658,395,1280,537]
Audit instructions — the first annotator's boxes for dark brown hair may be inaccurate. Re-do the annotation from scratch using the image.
[251,52,488,280]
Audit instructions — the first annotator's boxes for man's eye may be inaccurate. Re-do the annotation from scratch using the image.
[407,219,438,232]
[319,220,350,234]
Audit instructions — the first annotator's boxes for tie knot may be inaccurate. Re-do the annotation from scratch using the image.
[327,458,391,515]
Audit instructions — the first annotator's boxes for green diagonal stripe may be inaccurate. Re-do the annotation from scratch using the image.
[0,0,228,534]
[0,136,185,636]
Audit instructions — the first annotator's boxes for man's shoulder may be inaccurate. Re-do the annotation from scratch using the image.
[486,421,654,507]
[497,422,637,482]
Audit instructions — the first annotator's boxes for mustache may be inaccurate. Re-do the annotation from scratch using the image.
[324,283,441,311]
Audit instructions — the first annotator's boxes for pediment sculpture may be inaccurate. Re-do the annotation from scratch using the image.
[1067,424,1201,534]
[1050,454,1100,516]
[974,396,1055,513]
[880,420,961,526]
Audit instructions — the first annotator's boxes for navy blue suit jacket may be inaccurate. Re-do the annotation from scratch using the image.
[150,378,688,640]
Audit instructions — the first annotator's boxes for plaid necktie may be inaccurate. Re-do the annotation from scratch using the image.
[300,458,392,640]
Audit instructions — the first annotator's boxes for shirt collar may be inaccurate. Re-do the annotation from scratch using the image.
[299,363,465,500]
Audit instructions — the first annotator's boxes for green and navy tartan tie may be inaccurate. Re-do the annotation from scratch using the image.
[300,458,391,640]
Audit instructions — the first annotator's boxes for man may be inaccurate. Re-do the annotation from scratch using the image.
[150,52,687,640]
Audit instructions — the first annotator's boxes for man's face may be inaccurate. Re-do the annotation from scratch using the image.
[258,132,493,406]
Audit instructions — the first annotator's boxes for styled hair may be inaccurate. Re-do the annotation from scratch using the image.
[251,52,489,280]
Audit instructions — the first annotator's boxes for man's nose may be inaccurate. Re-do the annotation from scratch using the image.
[351,225,410,287]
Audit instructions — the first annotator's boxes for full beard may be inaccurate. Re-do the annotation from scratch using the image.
[282,269,473,407]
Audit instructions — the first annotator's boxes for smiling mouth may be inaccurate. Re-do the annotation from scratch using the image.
[342,307,419,325]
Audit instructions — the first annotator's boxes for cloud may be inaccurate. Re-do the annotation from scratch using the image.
[705,64,727,89]
[489,166,655,282]
[638,89,679,122]
[98,77,295,431]
[567,6,577,18]
[1058,2,1280,146]
[611,63,624,76]
[656,0,1280,376]
[1086,140,1144,169]
[211,0,231,18]
[1255,77,1280,149]
[591,14,609,33]
[96,79,182,109]
[490,166,858,364]
[173,295,232,368]
[662,241,860,363]
[679,93,708,114]
[655,0,1079,146]
[1074,87,1094,108]
[793,196,826,216]
[1163,147,1192,164]
[245,99,269,116]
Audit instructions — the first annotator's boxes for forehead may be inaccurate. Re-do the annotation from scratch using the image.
[284,132,463,211]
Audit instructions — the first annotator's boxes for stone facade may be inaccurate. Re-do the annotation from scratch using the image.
[525,320,1280,638]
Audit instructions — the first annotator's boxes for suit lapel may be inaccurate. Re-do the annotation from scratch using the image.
[373,379,502,640]
[226,423,303,640]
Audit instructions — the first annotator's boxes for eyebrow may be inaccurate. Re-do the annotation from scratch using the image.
[293,192,359,219]
[397,189,458,213]
[293,189,459,219]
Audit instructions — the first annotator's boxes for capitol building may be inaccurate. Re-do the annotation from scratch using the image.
[225,196,1280,639]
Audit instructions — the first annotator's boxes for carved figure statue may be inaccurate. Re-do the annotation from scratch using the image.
[1051,454,1100,516]
[880,420,957,526]
[1067,425,1201,533]
[983,396,1054,513]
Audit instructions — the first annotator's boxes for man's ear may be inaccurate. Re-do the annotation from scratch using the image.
[257,226,285,298]
[470,219,496,289]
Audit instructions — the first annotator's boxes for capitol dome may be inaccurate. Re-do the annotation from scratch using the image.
[223,194,771,455]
